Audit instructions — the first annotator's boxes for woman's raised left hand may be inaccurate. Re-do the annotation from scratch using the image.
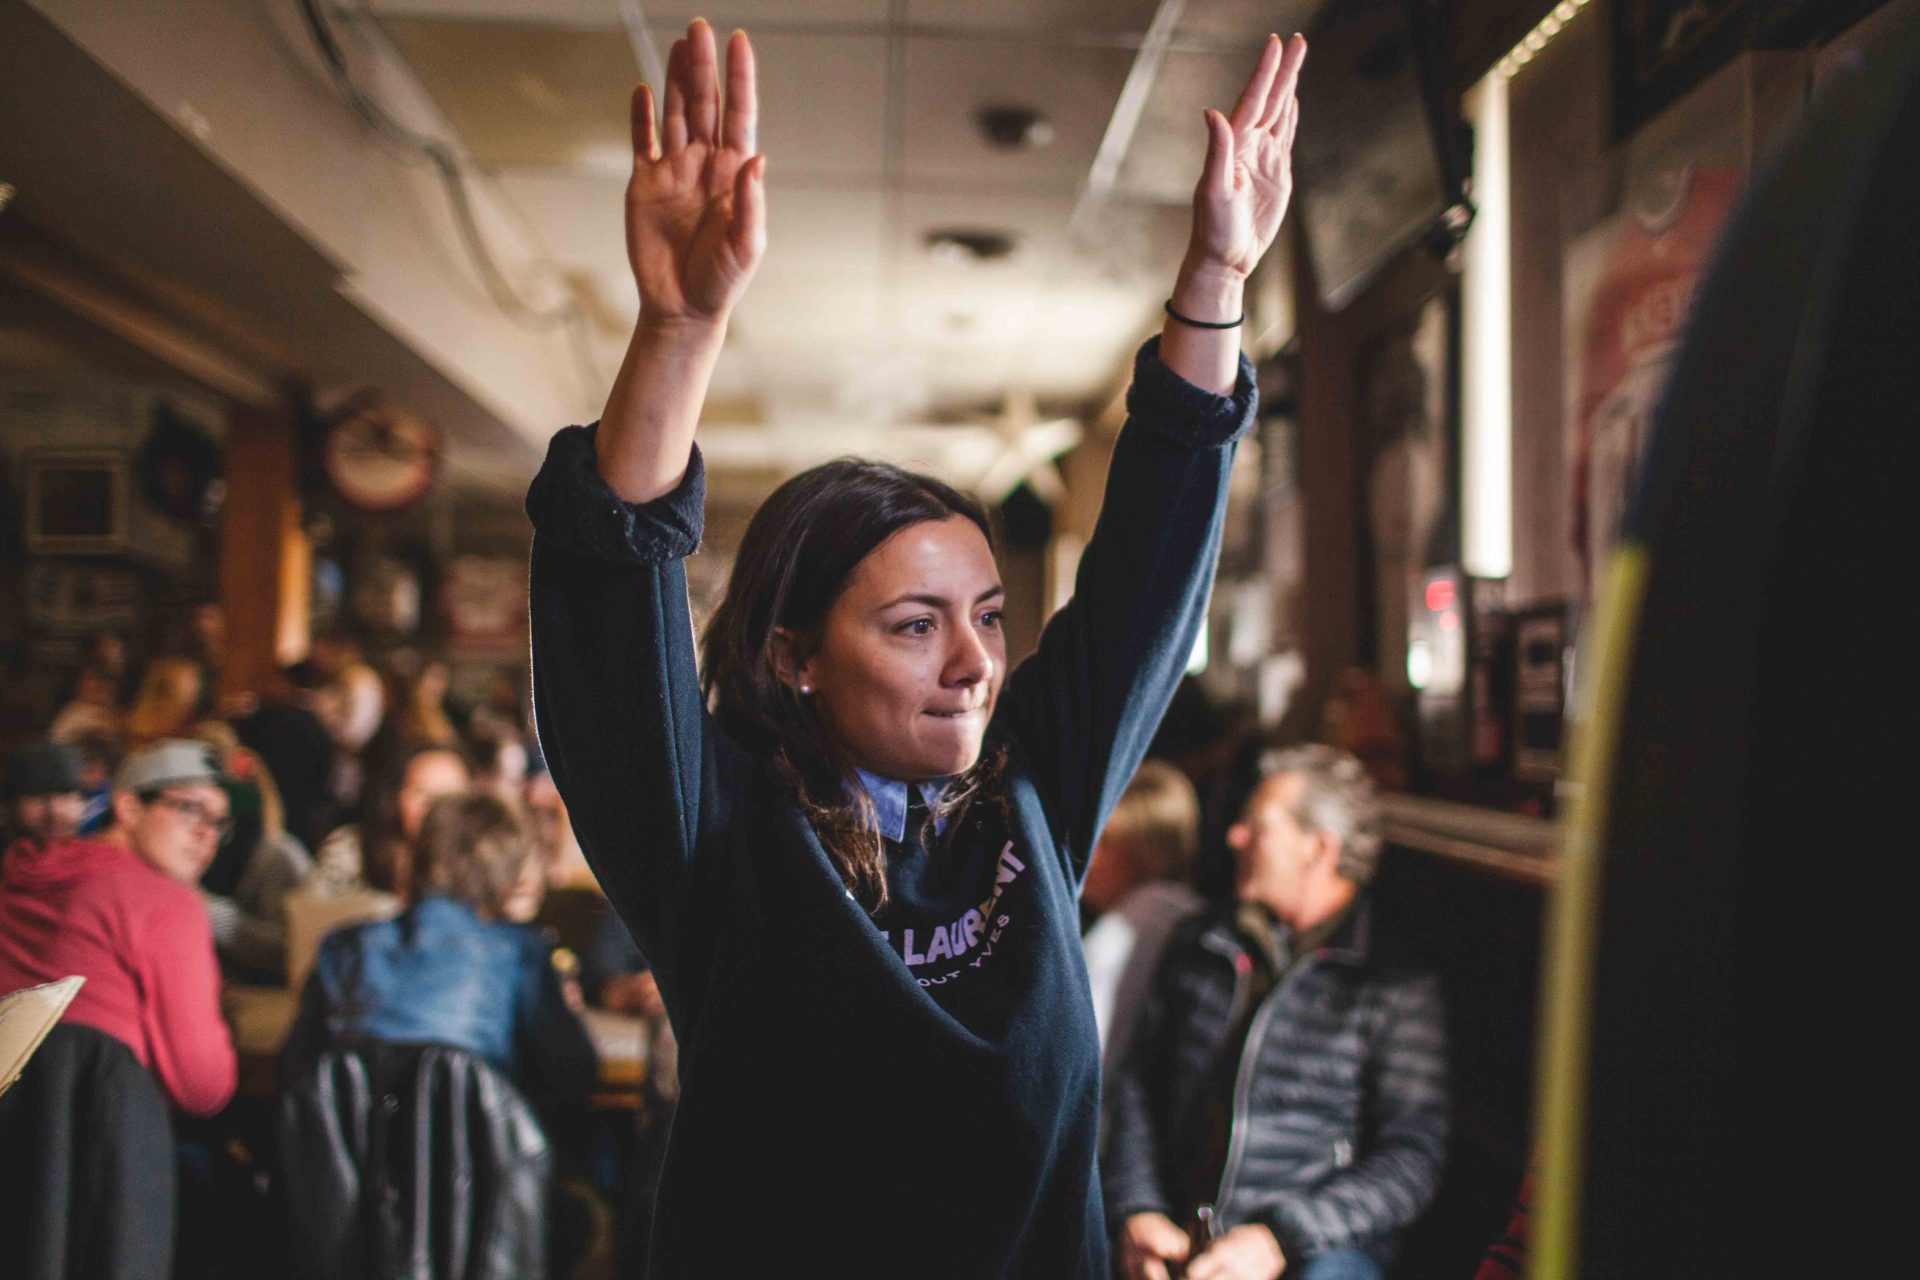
[1185,33,1308,282]
[1158,34,1306,394]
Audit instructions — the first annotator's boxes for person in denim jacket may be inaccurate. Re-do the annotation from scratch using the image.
[284,792,596,1108]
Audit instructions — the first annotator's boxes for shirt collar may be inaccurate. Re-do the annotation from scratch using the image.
[851,768,950,844]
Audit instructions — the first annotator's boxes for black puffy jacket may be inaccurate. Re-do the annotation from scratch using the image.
[1103,895,1449,1262]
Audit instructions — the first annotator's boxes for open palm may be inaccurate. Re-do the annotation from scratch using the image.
[1190,34,1307,279]
[626,22,765,324]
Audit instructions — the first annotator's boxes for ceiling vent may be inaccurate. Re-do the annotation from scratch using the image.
[975,104,1055,150]
[924,229,1018,264]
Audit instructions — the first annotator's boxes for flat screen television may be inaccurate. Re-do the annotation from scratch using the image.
[1293,0,1462,310]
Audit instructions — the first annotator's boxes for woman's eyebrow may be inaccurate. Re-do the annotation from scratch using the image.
[878,585,1005,611]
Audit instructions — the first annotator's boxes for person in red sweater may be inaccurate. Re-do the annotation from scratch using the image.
[0,738,237,1116]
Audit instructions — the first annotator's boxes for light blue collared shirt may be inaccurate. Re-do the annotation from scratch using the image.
[852,768,951,844]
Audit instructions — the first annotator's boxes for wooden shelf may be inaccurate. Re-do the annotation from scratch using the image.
[1380,793,1558,886]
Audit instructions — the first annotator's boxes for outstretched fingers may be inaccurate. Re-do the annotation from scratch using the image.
[685,20,720,146]
[662,39,689,152]
[729,154,767,263]
[631,84,659,163]
[1278,93,1300,154]
[1259,34,1308,133]
[1201,108,1235,196]
[722,28,758,154]
[1231,35,1283,133]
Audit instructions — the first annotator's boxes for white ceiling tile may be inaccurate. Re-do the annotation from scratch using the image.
[1178,0,1332,43]
[760,184,890,275]
[899,37,1135,192]
[380,20,636,166]
[891,269,1046,347]
[373,2,892,28]
[657,27,891,178]
[370,1,625,24]
[895,190,1079,273]
[496,170,628,267]
[1113,46,1266,203]
[907,1,1160,36]
[644,3,893,25]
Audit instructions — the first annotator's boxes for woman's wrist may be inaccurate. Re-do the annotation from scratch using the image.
[1159,255,1246,396]
[633,311,730,356]
[1170,256,1248,326]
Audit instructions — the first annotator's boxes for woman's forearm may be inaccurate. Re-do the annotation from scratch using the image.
[1158,257,1246,396]
[594,315,730,504]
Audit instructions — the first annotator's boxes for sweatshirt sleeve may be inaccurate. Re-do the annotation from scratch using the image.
[995,336,1256,883]
[137,887,238,1116]
[526,428,737,968]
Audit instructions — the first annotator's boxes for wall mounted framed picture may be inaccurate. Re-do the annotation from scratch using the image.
[1614,0,1886,137]
[23,450,130,554]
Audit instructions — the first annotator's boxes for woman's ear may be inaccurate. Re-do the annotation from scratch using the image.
[769,626,815,694]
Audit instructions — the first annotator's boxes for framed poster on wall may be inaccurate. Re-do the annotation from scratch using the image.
[1615,0,1886,135]
[22,451,129,554]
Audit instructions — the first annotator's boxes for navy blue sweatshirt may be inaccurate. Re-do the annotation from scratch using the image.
[526,337,1255,1277]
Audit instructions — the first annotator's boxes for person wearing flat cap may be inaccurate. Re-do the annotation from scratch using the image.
[3,740,88,849]
[0,738,237,1116]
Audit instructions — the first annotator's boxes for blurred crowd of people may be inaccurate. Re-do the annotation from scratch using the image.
[1,625,1461,1280]
[0,623,670,1279]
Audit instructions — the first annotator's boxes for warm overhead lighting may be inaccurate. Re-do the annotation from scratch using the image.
[1494,0,1594,80]
[1461,69,1512,580]
[976,105,1055,151]
[923,229,1017,264]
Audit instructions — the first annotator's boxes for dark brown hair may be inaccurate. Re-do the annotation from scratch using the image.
[414,792,533,915]
[701,458,1005,911]
[360,741,471,894]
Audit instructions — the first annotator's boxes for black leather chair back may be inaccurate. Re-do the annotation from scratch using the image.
[278,1042,553,1280]
[0,1022,176,1280]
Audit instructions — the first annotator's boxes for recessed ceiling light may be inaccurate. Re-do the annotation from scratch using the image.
[975,105,1055,151]
[924,229,1017,264]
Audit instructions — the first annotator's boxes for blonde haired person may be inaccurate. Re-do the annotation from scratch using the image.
[283,793,596,1104]
[122,657,204,748]
[1081,760,1205,1107]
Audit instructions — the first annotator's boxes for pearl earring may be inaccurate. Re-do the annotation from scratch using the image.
[799,683,812,695]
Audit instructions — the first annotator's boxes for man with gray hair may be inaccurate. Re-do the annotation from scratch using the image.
[1106,744,1448,1280]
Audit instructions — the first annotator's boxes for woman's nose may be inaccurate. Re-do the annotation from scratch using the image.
[945,621,994,687]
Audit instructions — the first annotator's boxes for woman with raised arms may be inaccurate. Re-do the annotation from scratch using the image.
[526,20,1307,1276]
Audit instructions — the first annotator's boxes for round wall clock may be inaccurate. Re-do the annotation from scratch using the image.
[322,407,442,512]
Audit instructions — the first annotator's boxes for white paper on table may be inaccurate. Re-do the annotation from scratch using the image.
[0,975,85,1096]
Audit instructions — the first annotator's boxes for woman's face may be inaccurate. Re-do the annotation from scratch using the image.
[398,750,470,842]
[792,516,1006,782]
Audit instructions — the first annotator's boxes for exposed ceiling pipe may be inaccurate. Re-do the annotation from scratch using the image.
[0,249,277,406]
[611,0,668,99]
[1075,0,1188,217]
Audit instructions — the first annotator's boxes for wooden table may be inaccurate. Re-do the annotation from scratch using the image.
[224,985,649,1106]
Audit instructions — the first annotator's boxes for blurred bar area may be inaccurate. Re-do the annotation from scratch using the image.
[3,2,1913,1277]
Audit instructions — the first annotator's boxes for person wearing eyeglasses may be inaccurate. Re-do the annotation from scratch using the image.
[0,738,238,1117]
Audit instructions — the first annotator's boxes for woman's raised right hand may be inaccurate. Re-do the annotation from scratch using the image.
[625,20,766,328]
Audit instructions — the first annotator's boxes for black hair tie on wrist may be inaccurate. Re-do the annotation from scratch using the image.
[1164,299,1245,329]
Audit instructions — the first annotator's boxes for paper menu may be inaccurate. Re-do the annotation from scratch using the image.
[0,975,84,1096]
